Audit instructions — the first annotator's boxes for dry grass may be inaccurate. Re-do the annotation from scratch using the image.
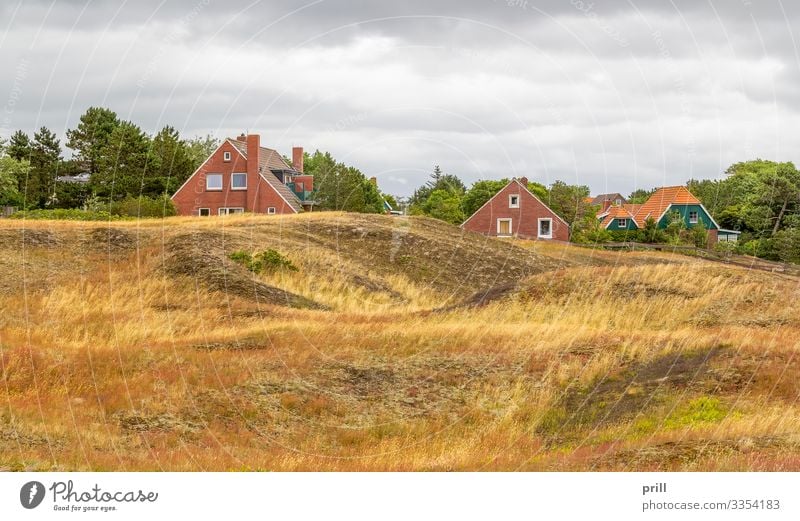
[0,213,798,471]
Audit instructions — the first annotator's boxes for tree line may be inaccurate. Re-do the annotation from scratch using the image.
[407,160,800,264]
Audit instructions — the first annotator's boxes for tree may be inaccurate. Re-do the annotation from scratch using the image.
[408,165,465,209]
[664,210,686,243]
[66,106,119,175]
[93,121,150,200]
[0,156,26,206]
[303,150,383,213]
[7,130,31,161]
[185,134,220,170]
[641,216,665,243]
[690,219,708,248]
[461,179,508,217]
[26,127,62,207]
[546,180,591,226]
[146,126,194,195]
[411,189,464,224]
[725,160,800,236]
[628,188,655,204]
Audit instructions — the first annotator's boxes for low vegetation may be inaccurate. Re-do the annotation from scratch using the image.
[0,212,798,471]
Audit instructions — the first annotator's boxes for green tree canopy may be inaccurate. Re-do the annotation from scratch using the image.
[66,106,120,175]
[93,121,150,200]
[303,150,383,213]
[545,180,591,226]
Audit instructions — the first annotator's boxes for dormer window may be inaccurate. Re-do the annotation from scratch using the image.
[617,218,627,227]
[615,198,622,205]
[509,194,520,208]
[689,211,698,224]
[223,151,231,162]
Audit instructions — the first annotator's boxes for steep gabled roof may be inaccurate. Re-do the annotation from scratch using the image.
[227,138,303,213]
[633,186,700,226]
[590,193,627,205]
[600,205,638,228]
[461,178,569,228]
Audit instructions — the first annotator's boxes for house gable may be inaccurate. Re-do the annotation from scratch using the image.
[461,179,569,240]
[171,136,302,216]
[656,203,718,230]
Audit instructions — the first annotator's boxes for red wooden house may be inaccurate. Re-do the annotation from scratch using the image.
[461,177,569,241]
[171,133,313,216]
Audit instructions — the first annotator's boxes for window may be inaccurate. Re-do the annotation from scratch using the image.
[538,218,553,239]
[231,173,247,190]
[509,194,520,208]
[223,151,231,162]
[218,207,244,215]
[497,218,512,236]
[198,208,210,216]
[689,211,698,224]
[206,173,222,191]
[267,207,276,215]
[615,198,622,206]
[617,218,627,228]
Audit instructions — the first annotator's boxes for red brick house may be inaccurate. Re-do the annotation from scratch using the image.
[461,177,569,241]
[171,133,313,216]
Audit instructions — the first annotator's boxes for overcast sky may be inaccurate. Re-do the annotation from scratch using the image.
[1,0,799,197]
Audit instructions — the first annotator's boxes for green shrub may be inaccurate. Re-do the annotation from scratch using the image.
[8,208,123,221]
[664,397,727,429]
[106,195,177,218]
[229,249,298,274]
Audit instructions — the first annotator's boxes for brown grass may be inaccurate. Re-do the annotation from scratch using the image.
[0,213,798,471]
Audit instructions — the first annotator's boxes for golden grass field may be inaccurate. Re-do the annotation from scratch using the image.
[0,212,798,471]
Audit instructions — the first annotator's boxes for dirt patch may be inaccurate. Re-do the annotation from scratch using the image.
[85,227,137,252]
[0,229,60,248]
[612,281,697,299]
[164,232,325,310]
[115,411,204,435]
[538,346,725,440]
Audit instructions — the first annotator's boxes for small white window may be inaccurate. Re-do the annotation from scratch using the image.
[218,207,244,215]
[538,218,553,239]
[689,211,698,224]
[497,218,512,236]
[617,218,627,228]
[198,208,210,216]
[231,173,247,190]
[223,151,231,162]
[206,173,222,191]
[615,198,622,206]
[267,207,276,215]
[509,194,520,208]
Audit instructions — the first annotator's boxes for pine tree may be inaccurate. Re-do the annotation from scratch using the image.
[27,127,61,207]
[93,121,150,199]
[7,130,31,161]
[147,126,193,196]
[66,107,119,175]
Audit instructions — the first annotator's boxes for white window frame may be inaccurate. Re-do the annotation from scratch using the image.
[689,211,698,224]
[496,218,512,236]
[205,173,223,191]
[223,151,231,162]
[267,207,276,215]
[509,194,520,209]
[617,218,627,228]
[615,198,622,206]
[537,217,553,239]
[231,172,247,190]
[218,207,244,216]
[198,208,210,216]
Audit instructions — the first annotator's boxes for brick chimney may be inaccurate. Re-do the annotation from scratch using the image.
[519,177,528,187]
[602,200,612,212]
[237,133,247,142]
[246,134,261,212]
[292,146,304,173]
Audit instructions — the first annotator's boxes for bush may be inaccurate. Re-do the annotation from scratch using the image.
[229,249,298,274]
[106,195,177,218]
[713,241,737,255]
[8,208,122,221]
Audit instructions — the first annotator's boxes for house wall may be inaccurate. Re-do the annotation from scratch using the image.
[606,217,638,231]
[462,180,569,241]
[657,204,718,230]
[172,140,296,216]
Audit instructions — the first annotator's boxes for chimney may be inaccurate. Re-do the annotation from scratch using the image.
[602,200,612,212]
[519,176,528,187]
[246,134,261,212]
[237,133,247,142]
[292,146,304,173]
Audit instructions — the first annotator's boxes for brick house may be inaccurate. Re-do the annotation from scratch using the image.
[171,133,313,216]
[461,177,569,241]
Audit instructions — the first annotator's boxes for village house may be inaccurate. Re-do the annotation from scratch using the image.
[171,133,313,216]
[594,186,741,245]
[461,177,569,241]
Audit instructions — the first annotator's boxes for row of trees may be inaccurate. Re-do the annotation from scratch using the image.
[0,106,218,210]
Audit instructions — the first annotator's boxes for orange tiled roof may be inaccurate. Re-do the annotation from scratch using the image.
[633,186,700,226]
[599,205,637,228]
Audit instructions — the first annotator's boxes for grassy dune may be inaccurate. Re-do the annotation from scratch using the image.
[0,213,798,471]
